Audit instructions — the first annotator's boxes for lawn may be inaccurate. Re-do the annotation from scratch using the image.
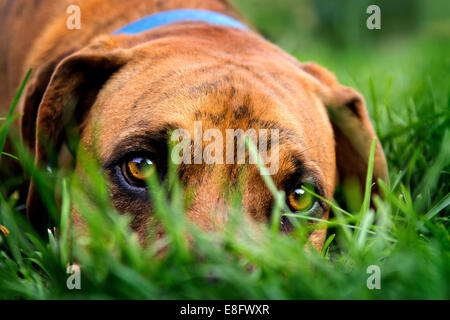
[0,1,449,299]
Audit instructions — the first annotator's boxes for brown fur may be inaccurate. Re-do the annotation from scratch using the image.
[0,0,388,251]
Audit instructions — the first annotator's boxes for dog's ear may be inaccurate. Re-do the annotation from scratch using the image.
[22,37,131,229]
[20,50,78,152]
[301,62,388,201]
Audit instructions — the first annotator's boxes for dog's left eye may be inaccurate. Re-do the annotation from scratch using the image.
[121,156,155,187]
[287,182,317,213]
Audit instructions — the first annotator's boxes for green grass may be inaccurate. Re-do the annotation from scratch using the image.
[0,5,449,299]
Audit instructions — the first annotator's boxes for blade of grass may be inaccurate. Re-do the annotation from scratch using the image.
[0,69,31,160]
[1,152,19,161]
[302,185,353,218]
[356,210,375,249]
[425,193,450,220]
[244,136,286,233]
[368,77,379,132]
[360,138,376,215]
[60,179,70,265]
[354,138,376,243]
[321,233,335,258]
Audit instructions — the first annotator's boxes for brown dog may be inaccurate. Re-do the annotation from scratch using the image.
[0,0,388,250]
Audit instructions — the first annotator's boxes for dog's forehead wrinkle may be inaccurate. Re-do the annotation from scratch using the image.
[126,64,232,112]
[186,73,234,96]
[112,120,175,141]
[275,146,321,178]
[104,120,178,161]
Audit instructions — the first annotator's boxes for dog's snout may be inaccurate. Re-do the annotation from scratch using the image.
[185,173,231,231]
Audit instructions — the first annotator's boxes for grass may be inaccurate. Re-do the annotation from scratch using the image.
[0,5,449,299]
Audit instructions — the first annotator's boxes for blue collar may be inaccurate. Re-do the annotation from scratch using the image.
[112,9,249,35]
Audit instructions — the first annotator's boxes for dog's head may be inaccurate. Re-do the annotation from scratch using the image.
[22,23,388,249]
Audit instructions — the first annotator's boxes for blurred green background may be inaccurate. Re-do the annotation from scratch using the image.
[231,0,450,49]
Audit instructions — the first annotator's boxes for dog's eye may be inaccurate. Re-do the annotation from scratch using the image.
[122,157,155,187]
[287,182,316,213]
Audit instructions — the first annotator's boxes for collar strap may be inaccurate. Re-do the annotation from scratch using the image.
[112,9,249,35]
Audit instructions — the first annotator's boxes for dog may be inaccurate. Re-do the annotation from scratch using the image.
[0,0,388,250]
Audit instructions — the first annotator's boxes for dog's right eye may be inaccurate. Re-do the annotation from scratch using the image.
[121,156,155,187]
